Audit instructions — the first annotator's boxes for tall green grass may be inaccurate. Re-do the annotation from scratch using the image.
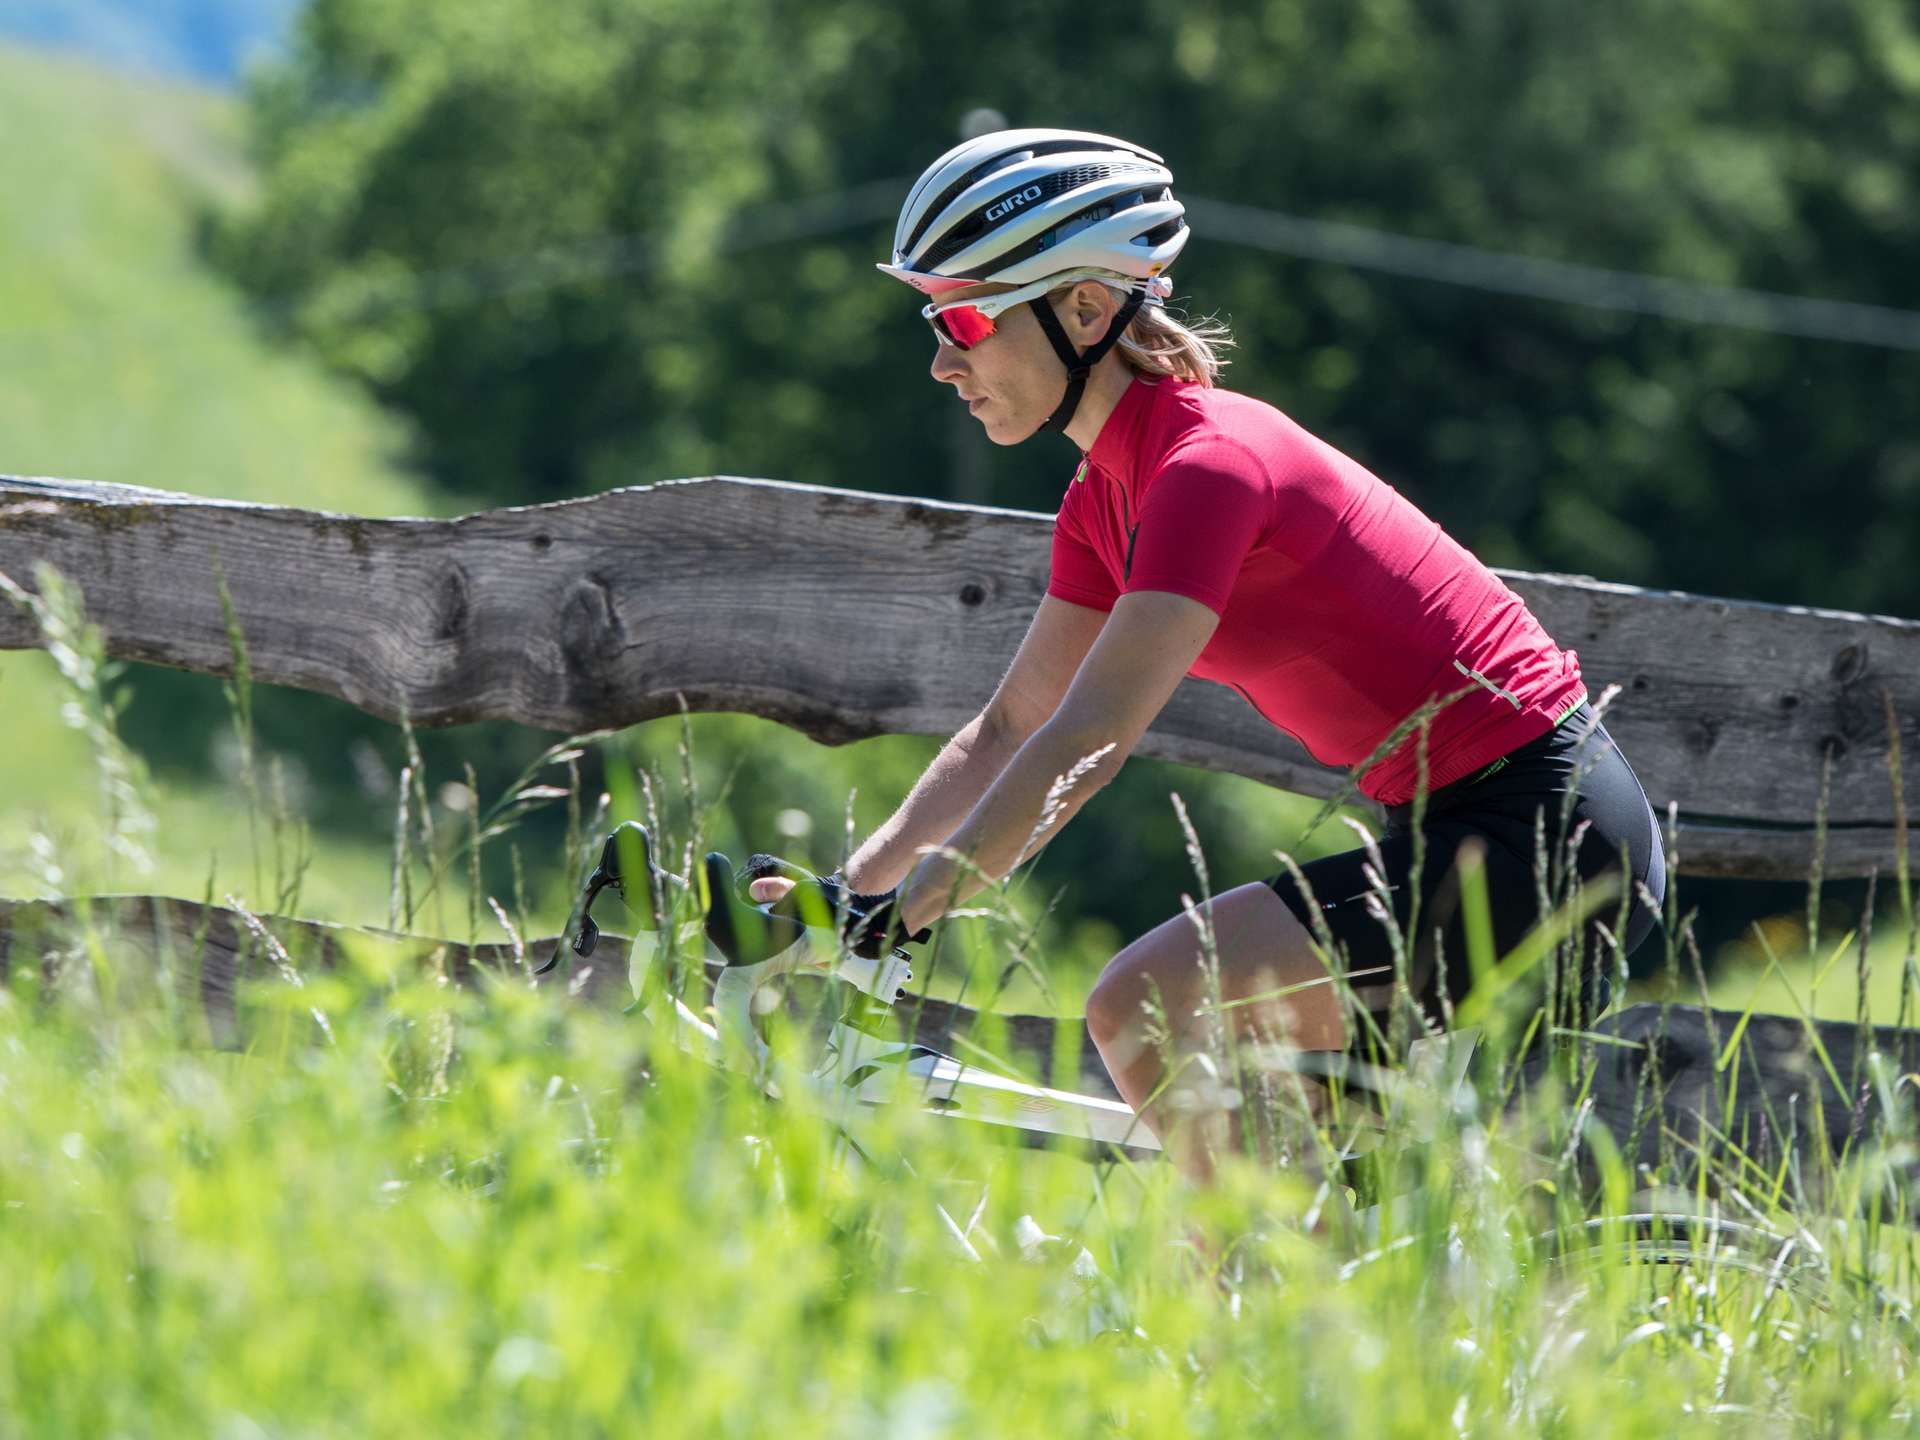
[4,567,1920,1434]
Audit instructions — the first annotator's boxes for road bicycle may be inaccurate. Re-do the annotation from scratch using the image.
[546,822,1156,1164]
[544,822,1916,1339]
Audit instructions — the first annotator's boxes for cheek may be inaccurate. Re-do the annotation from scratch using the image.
[979,325,1053,392]
[1007,349,1060,409]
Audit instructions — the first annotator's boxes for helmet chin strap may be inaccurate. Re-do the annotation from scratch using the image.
[1029,287,1148,437]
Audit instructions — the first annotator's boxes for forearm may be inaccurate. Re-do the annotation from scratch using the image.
[899,721,1125,931]
[842,712,1023,892]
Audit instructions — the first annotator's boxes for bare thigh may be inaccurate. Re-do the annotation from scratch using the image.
[1084,882,1347,1110]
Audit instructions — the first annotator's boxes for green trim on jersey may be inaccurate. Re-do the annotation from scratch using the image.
[1458,687,1592,790]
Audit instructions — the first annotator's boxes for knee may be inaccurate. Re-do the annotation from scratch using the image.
[1085,954,1145,1051]
[1085,946,1180,1053]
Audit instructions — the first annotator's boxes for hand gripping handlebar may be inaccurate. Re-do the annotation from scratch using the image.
[548,822,919,1001]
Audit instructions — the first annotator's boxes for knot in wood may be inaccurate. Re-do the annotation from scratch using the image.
[558,575,625,695]
[435,565,470,642]
[1830,641,1868,685]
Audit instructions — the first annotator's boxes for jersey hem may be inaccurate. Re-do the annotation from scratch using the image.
[1360,677,1590,806]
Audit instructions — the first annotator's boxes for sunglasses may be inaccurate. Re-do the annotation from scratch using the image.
[921,269,1131,350]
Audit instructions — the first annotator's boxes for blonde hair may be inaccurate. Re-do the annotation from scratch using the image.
[1045,278,1235,386]
[1116,301,1234,386]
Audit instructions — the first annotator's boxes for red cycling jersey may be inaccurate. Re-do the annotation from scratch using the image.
[1048,377,1587,806]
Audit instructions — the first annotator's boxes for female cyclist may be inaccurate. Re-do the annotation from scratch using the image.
[750,127,1666,1182]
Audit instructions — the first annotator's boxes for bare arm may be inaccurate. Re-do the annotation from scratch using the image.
[898,590,1221,932]
[841,596,1108,891]
[840,713,1019,891]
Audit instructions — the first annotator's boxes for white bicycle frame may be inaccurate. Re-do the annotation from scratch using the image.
[613,910,1502,1280]
[621,920,1162,1159]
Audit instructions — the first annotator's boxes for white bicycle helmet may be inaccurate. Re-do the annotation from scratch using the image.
[879,127,1187,294]
[879,127,1191,434]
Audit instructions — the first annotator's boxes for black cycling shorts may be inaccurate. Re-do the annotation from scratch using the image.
[1266,704,1666,1042]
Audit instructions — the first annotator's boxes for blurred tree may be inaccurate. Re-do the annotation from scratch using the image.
[214,0,1920,611]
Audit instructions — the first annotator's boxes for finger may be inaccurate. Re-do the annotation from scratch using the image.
[748,877,797,903]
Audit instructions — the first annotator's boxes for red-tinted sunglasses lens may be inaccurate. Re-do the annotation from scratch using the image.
[933,303,996,349]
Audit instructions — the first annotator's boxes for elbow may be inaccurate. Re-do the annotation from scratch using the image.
[979,698,1046,757]
[976,704,1027,757]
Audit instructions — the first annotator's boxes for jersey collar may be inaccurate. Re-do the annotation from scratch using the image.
[1082,375,1158,493]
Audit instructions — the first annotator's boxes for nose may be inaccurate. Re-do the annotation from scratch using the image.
[930,340,967,386]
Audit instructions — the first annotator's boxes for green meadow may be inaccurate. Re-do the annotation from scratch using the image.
[0,40,465,922]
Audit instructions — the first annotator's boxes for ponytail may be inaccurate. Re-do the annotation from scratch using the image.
[1116,302,1234,386]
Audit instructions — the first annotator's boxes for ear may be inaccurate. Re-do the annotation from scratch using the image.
[1063,281,1121,345]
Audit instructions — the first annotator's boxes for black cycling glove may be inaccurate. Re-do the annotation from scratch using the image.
[751,859,931,959]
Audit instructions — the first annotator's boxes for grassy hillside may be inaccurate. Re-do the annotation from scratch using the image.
[0,43,455,516]
[0,42,481,925]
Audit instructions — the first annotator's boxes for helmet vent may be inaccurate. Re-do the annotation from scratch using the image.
[916,162,1154,271]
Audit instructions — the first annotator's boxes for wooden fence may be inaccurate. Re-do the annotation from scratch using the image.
[4,892,1912,1188]
[2,469,1915,1185]
[1,472,1915,880]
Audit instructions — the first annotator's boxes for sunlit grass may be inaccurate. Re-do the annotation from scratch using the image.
[1660,920,1920,1027]
[3,902,1917,1434]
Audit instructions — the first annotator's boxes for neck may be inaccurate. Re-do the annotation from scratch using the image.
[1063,356,1137,452]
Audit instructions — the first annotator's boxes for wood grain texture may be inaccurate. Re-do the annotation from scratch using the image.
[2,473,1915,878]
[1515,1003,1920,1191]
[0,895,1117,1096]
[10,895,1914,1187]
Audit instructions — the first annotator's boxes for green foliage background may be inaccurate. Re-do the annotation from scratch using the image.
[215,0,1920,611]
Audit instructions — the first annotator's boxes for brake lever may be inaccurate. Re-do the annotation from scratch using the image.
[542,821,686,974]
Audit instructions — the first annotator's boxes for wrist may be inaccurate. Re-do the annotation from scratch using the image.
[898,856,948,936]
[839,855,896,894]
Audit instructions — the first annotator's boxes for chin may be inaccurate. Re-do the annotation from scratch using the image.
[980,414,1028,446]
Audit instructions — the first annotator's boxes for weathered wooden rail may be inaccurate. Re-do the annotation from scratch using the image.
[0,895,1096,1092]
[5,895,1911,1190]
[1,472,1916,878]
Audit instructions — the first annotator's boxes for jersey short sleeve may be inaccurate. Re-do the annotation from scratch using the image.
[1123,439,1275,615]
[1046,476,1120,612]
